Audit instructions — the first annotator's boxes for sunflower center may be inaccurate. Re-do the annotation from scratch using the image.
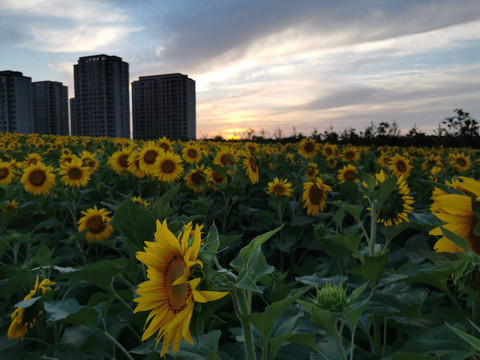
[187,149,198,158]
[272,184,285,196]
[212,171,224,183]
[345,151,355,160]
[304,142,314,153]
[325,148,333,156]
[309,185,324,205]
[143,150,158,164]
[164,256,191,313]
[456,157,467,167]
[67,168,83,180]
[159,143,170,151]
[396,161,407,172]
[118,154,129,168]
[344,169,356,181]
[248,157,258,172]
[28,170,47,186]
[191,172,205,185]
[161,160,176,174]
[86,215,106,234]
[0,167,9,179]
[220,154,234,166]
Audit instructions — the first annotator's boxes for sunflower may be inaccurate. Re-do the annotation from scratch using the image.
[389,154,412,178]
[182,143,203,164]
[133,196,150,207]
[0,161,15,185]
[2,200,19,212]
[8,275,55,340]
[242,152,259,184]
[127,150,146,178]
[80,151,98,173]
[450,153,471,173]
[244,142,259,155]
[157,137,174,152]
[375,171,414,227]
[327,158,337,169]
[134,220,228,357]
[21,163,56,195]
[322,143,338,158]
[214,147,237,168]
[298,138,319,159]
[184,165,209,192]
[302,177,332,216]
[153,151,184,183]
[337,164,359,183]
[78,205,114,242]
[23,153,42,167]
[108,147,131,174]
[139,142,164,175]
[266,177,293,198]
[59,153,76,166]
[208,167,227,191]
[305,162,319,179]
[430,177,480,254]
[341,145,359,163]
[377,153,392,168]
[59,158,91,188]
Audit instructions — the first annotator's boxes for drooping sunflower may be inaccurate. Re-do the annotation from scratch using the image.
[2,199,19,212]
[134,220,228,357]
[0,161,15,185]
[59,158,91,188]
[242,152,259,184]
[21,163,56,195]
[302,177,332,216]
[429,177,480,254]
[244,142,259,155]
[184,165,209,192]
[182,143,203,164]
[132,196,150,207]
[8,275,55,340]
[138,142,164,175]
[78,205,114,242]
[298,138,319,159]
[153,151,184,183]
[127,150,146,178]
[337,164,359,183]
[108,147,131,174]
[208,167,227,191]
[266,177,293,198]
[389,154,412,179]
[375,171,414,227]
[305,162,319,179]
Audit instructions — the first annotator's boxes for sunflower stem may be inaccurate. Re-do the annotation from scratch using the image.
[101,329,135,360]
[233,289,256,360]
[369,199,378,257]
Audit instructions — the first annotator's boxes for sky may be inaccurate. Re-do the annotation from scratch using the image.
[1,0,480,140]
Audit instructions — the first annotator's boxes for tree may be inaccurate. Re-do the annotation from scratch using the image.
[442,109,479,137]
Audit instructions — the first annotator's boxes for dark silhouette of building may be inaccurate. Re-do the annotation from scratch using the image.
[32,81,69,135]
[0,70,33,134]
[132,73,195,140]
[70,54,130,138]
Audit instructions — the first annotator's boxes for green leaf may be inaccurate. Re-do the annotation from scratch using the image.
[153,183,181,220]
[15,296,41,308]
[375,175,397,204]
[44,298,83,323]
[111,197,155,250]
[348,255,389,284]
[446,322,480,351]
[439,226,472,254]
[324,234,362,255]
[164,330,222,359]
[392,353,437,360]
[65,307,99,328]
[360,172,376,190]
[199,224,220,266]
[230,226,282,272]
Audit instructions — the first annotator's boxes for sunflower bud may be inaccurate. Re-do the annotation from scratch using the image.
[315,283,347,312]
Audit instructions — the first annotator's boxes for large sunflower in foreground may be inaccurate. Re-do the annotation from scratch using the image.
[429,177,480,254]
[153,151,184,183]
[78,205,113,242]
[134,220,228,357]
[8,275,55,340]
[59,158,91,188]
[0,161,15,185]
[21,162,56,195]
[302,177,332,216]
[139,143,164,175]
[266,177,293,198]
[298,138,319,159]
[375,171,414,227]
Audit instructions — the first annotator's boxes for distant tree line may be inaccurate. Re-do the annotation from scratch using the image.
[207,109,480,148]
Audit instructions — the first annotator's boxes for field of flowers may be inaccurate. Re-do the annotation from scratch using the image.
[1,131,480,360]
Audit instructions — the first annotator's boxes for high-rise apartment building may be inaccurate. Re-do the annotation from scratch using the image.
[0,71,34,134]
[32,81,69,135]
[70,54,130,138]
[132,73,196,140]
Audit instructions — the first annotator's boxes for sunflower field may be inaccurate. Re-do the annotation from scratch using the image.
[1,132,480,360]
